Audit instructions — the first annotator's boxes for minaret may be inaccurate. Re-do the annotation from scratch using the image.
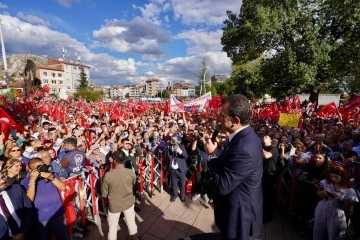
[62,47,66,60]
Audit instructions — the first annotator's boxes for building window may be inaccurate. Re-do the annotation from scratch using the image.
[59,88,61,91]
[52,88,56,92]
[58,73,62,77]
[67,86,70,89]
[52,72,56,78]
[59,80,63,84]
[52,80,56,84]
[43,72,47,77]
[43,79,48,83]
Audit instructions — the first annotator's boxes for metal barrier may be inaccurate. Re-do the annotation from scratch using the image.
[58,151,166,239]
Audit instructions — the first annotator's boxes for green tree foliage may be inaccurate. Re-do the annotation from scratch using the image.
[74,88,103,102]
[74,67,103,102]
[230,58,264,99]
[211,80,233,96]
[77,67,90,90]
[222,0,360,99]
[3,88,17,100]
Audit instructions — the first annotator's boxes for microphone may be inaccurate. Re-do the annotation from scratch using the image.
[211,124,221,143]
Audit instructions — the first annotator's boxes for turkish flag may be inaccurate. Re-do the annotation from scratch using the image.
[339,95,360,121]
[58,176,78,225]
[317,102,339,118]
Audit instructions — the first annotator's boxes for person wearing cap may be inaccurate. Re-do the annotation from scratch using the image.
[60,137,86,177]
[86,144,106,168]
[120,138,139,173]
[102,150,139,240]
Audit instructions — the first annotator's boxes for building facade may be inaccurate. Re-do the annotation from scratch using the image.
[145,79,159,97]
[211,74,229,84]
[36,65,65,94]
[47,58,91,93]
[173,83,196,97]
[128,84,145,98]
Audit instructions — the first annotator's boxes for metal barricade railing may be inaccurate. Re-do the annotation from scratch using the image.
[59,152,165,238]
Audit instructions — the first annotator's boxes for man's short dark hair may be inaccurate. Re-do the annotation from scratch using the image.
[63,137,77,147]
[222,94,251,125]
[112,150,126,164]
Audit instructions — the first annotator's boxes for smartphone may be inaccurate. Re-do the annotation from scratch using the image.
[289,147,296,156]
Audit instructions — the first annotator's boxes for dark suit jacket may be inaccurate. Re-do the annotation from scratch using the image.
[167,144,188,173]
[208,126,263,240]
[0,184,35,240]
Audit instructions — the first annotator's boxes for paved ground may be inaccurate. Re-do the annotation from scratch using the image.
[82,190,311,240]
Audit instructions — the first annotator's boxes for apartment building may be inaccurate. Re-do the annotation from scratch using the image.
[211,74,229,84]
[128,84,145,98]
[36,65,65,94]
[109,85,127,99]
[173,83,196,97]
[47,58,91,93]
[145,78,159,97]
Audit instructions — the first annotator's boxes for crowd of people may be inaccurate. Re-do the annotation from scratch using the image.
[0,94,359,240]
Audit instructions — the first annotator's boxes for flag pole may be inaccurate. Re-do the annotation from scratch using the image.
[0,18,10,91]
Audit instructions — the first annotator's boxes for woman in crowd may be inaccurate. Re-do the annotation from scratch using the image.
[4,144,28,163]
[313,165,358,240]
[2,158,23,185]
[297,151,329,225]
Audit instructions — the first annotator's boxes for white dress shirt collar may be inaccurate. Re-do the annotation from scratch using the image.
[228,125,249,143]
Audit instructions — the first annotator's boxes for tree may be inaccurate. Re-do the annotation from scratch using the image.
[230,58,264,99]
[221,0,360,99]
[74,67,103,102]
[77,67,90,90]
[212,80,234,96]
[197,58,210,96]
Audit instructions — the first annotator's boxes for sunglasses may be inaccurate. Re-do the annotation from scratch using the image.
[11,149,21,152]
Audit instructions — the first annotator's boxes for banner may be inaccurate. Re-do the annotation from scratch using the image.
[278,113,301,128]
[170,92,212,113]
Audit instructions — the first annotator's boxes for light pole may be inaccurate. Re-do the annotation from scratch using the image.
[0,18,10,91]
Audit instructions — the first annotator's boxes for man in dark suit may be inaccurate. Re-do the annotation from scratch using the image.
[167,133,188,202]
[0,172,34,240]
[205,94,263,240]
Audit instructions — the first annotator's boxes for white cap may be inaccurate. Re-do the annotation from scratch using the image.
[31,132,40,140]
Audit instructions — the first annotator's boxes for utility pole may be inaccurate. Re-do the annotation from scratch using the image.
[0,19,10,91]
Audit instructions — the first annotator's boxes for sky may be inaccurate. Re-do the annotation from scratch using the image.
[0,0,242,87]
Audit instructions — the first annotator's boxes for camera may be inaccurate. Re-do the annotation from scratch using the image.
[170,140,176,145]
[37,165,52,173]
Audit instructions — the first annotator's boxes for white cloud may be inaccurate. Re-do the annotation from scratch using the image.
[57,0,82,7]
[93,17,171,59]
[176,29,223,55]
[171,0,242,25]
[0,2,8,9]
[156,51,231,84]
[136,3,162,24]
[0,14,137,86]
[17,12,51,27]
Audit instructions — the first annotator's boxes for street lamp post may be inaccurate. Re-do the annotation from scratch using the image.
[0,18,10,91]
